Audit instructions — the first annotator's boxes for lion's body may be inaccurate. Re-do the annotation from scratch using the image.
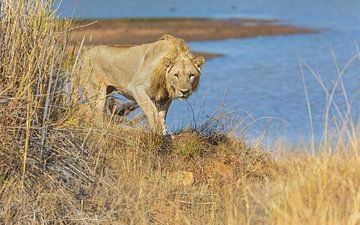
[74,35,205,134]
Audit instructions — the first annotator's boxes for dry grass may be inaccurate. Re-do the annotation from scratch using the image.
[0,1,359,224]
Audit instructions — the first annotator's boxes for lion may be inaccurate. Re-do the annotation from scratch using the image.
[73,34,205,134]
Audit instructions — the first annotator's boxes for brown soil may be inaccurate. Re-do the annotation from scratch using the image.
[69,18,317,58]
[157,129,275,186]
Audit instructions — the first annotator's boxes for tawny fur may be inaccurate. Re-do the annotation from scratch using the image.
[73,34,205,134]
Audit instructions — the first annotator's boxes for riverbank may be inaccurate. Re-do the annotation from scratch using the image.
[70,18,317,58]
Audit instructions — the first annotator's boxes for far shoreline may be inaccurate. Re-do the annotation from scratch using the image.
[69,17,318,59]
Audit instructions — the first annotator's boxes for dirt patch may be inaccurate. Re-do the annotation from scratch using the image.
[149,129,276,186]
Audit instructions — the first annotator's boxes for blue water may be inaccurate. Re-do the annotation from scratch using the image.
[59,0,360,143]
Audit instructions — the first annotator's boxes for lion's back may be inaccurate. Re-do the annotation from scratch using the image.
[74,35,191,100]
[75,43,159,98]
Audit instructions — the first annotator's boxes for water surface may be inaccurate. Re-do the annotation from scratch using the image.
[60,0,360,143]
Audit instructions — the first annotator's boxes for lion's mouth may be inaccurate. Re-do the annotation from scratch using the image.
[178,94,190,99]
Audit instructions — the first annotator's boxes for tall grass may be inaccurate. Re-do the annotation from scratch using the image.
[300,52,360,154]
[0,0,359,224]
[0,0,73,176]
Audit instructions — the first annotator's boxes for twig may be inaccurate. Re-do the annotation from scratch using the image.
[300,60,315,155]
[68,21,98,32]
[0,98,10,104]
[178,200,215,205]
[40,49,56,156]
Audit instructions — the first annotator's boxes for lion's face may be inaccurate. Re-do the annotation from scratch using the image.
[166,56,205,99]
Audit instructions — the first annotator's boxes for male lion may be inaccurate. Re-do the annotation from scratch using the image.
[74,35,205,134]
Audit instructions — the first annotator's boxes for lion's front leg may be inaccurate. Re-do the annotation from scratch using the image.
[129,86,163,133]
[157,100,172,135]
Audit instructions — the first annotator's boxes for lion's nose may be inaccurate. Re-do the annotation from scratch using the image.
[180,89,190,96]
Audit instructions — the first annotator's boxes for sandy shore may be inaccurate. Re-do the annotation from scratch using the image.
[70,18,317,58]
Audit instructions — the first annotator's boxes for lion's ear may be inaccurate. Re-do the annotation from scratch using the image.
[193,56,205,71]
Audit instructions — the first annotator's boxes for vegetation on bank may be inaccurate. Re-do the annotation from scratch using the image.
[73,17,210,23]
[0,1,359,224]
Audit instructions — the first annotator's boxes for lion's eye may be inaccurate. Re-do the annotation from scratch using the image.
[189,74,195,79]
[174,73,179,79]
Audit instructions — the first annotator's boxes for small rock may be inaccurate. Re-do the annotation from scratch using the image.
[169,171,194,186]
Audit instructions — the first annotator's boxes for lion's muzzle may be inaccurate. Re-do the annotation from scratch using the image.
[179,89,191,98]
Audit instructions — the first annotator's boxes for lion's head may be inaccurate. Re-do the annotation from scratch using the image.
[149,35,205,101]
[164,55,205,99]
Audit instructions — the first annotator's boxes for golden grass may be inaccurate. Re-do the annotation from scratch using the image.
[0,0,359,224]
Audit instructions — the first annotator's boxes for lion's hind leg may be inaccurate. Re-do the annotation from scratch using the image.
[106,87,139,117]
[108,99,139,117]
[81,84,108,121]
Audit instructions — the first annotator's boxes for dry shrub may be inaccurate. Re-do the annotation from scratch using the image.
[0,0,74,179]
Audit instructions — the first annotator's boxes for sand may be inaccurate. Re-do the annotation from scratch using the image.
[69,18,317,58]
